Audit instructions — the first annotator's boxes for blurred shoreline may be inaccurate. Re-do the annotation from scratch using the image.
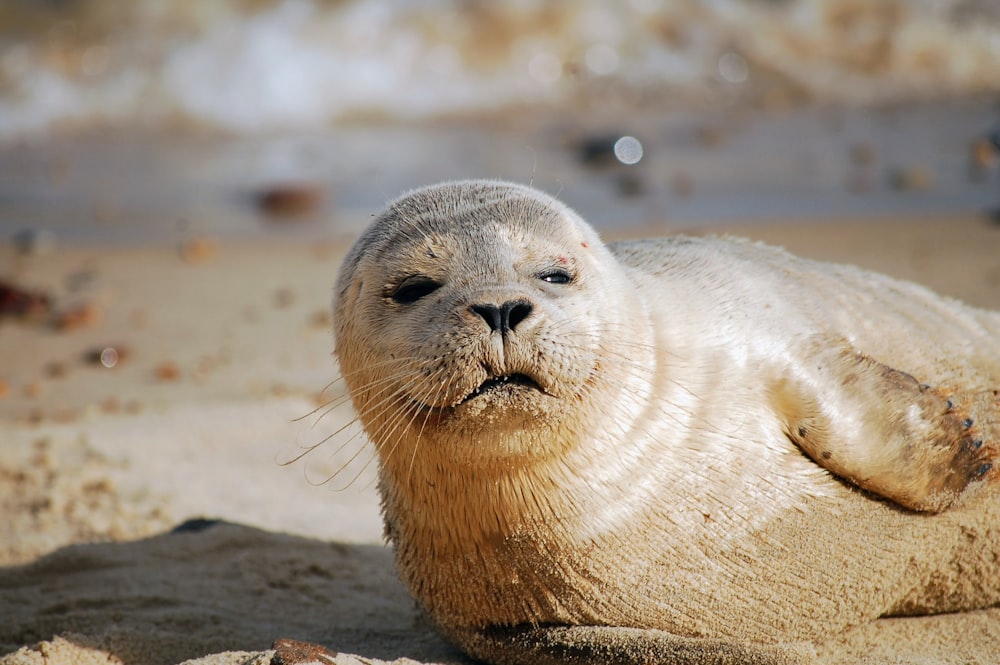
[3,1,999,245]
[3,0,1000,138]
[1,97,998,247]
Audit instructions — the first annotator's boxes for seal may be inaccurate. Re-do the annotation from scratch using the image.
[332,180,1000,664]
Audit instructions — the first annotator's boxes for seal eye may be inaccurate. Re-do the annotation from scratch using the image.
[538,269,573,285]
[390,277,441,305]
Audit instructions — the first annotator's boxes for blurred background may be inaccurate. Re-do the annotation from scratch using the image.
[1,0,999,244]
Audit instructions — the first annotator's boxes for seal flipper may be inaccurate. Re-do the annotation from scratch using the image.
[460,625,812,665]
[771,340,998,513]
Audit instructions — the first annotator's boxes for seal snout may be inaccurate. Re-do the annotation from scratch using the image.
[458,294,552,406]
[470,298,534,334]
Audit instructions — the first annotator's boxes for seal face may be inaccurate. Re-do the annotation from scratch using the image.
[334,180,653,465]
[333,180,1000,664]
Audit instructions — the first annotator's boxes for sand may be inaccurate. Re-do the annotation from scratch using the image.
[2,215,999,665]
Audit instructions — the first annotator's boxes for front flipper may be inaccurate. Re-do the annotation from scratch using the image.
[770,341,998,512]
[461,625,813,665]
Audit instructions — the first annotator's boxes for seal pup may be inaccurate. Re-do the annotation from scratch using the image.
[332,180,1000,664]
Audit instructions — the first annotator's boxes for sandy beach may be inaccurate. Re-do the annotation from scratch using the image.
[1,212,999,665]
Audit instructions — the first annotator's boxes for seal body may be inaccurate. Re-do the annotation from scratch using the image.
[332,180,1000,664]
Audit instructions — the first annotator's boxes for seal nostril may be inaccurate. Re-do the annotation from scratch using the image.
[504,299,533,331]
[471,303,503,332]
[471,299,533,333]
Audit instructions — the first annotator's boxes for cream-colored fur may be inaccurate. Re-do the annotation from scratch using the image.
[333,180,1000,664]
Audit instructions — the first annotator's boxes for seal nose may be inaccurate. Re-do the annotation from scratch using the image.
[471,299,533,334]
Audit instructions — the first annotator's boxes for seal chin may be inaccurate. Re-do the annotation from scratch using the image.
[461,373,545,404]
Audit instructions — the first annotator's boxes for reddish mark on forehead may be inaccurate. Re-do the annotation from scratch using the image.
[581,241,589,249]
[556,255,569,264]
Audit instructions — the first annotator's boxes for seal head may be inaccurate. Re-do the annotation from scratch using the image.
[334,180,653,465]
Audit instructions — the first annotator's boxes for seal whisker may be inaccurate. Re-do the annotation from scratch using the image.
[301,425,374,490]
[361,366,452,470]
[280,417,362,468]
[297,355,436,424]
[288,360,447,490]
[304,362,435,435]
[404,366,456,484]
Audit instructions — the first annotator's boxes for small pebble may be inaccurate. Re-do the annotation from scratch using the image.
[308,309,332,329]
[83,346,128,368]
[45,362,68,379]
[257,184,324,219]
[0,280,52,321]
[271,638,339,665]
[154,361,181,382]
[54,302,102,331]
[179,237,216,264]
[274,287,296,309]
[887,165,933,192]
[971,138,997,170]
[575,134,622,168]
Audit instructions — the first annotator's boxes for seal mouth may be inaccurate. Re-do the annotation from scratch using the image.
[461,373,543,403]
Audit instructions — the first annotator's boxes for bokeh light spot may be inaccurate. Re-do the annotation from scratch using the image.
[100,347,119,368]
[614,136,643,165]
[718,52,749,84]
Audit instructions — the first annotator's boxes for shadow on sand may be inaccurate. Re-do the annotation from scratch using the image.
[0,519,466,665]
